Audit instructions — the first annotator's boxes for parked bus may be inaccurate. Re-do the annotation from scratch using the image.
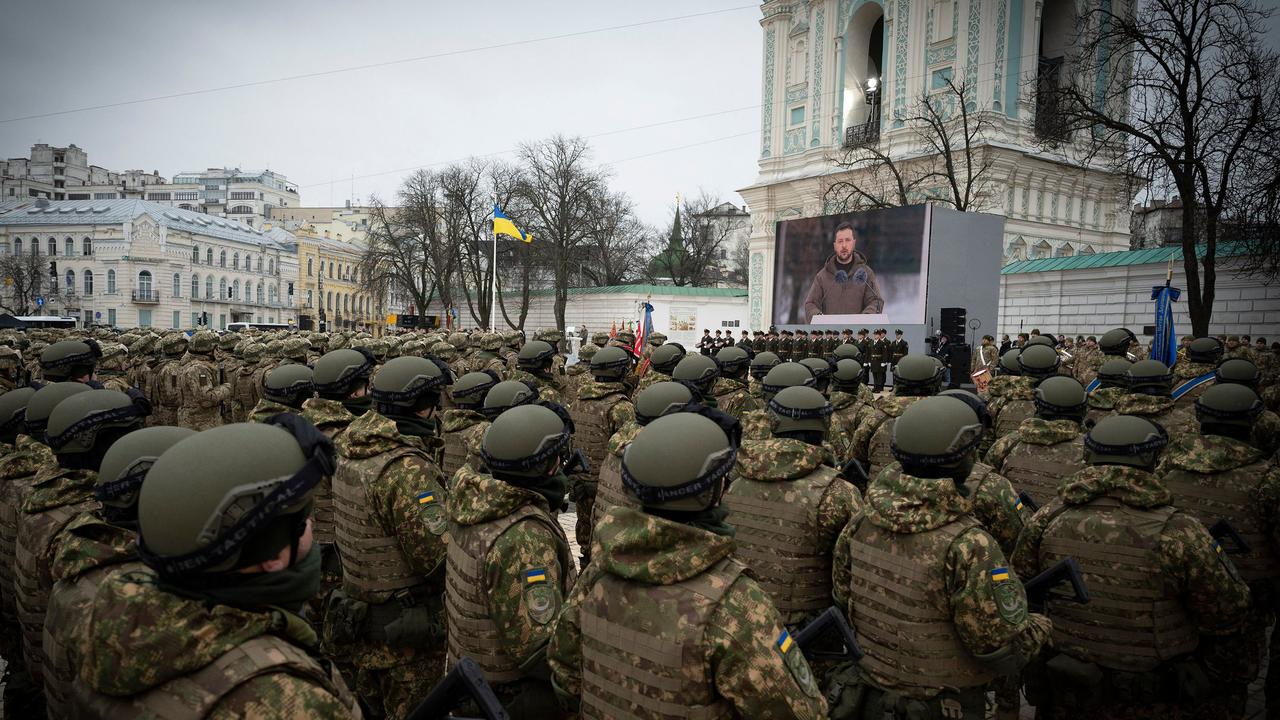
[227,322,295,333]
[11,316,78,329]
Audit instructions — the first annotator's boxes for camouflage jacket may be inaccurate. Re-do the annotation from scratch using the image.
[711,377,763,420]
[1113,393,1196,436]
[847,393,919,466]
[986,418,1083,470]
[300,398,355,440]
[248,398,297,424]
[75,569,356,718]
[633,368,672,396]
[1011,465,1251,637]
[576,379,637,430]
[982,374,1019,405]
[506,369,564,406]
[446,465,574,666]
[179,352,232,411]
[51,511,137,586]
[828,390,871,465]
[439,408,489,478]
[548,506,828,719]
[832,466,1051,691]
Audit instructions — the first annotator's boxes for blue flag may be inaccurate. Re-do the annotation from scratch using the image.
[1150,285,1181,367]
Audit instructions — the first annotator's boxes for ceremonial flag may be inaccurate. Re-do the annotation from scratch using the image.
[610,321,617,337]
[634,301,653,356]
[493,206,532,243]
[1150,284,1181,367]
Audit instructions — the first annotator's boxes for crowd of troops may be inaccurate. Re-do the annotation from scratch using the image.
[0,319,1273,719]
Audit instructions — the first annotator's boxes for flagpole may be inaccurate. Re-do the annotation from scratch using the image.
[491,197,498,331]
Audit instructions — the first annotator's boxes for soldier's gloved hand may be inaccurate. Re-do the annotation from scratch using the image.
[125,387,153,417]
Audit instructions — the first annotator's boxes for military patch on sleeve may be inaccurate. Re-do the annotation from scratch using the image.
[1213,540,1244,583]
[1013,497,1024,513]
[853,268,869,286]
[775,629,820,698]
[416,491,446,536]
[989,567,1028,625]
[523,568,558,625]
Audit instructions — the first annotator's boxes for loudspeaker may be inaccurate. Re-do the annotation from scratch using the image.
[941,307,967,341]
[946,344,971,389]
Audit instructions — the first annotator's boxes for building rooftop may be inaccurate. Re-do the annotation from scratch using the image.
[528,283,747,298]
[0,199,291,249]
[1001,243,1245,274]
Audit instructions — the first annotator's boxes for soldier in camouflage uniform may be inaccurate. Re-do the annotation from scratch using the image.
[634,341,685,395]
[280,336,313,367]
[1112,359,1197,437]
[16,389,146,691]
[0,388,43,699]
[431,340,467,386]
[95,342,132,392]
[590,381,696,530]
[1171,337,1224,407]
[988,376,1090,512]
[1012,415,1252,720]
[742,362,818,440]
[72,419,361,718]
[215,334,245,423]
[177,330,233,431]
[446,403,577,715]
[725,386,862,630]
[509,340,566,404]
[1085,358,1131,426]
[748,350,783,402]
[550,411,828,719]
[828,359,872,466]
[1075,327,1139,389]
[150,334,188,427]
[328,355,451,718]
[847,354,944,479]
[990,344,1062,440]
[440,371,501,487]
[983,349,1021,406]
[248,364,315,422]
[471,332,509,378]
[1212,358,1280,455]
[833,396,1051,720]
[43,425,192,718]
[1160,383,1280,714]
[125,333,157,398]
[232,342,267,421]
[38,339,102,384]
[0,346,24,391]
[534,328,568,379]
[799,357,835,396]
[672,353,721,409]
[499,329,524,370]
[562,342,595,406]
[711,345,762,419]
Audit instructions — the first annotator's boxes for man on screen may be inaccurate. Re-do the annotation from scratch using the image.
[802,222,884,322]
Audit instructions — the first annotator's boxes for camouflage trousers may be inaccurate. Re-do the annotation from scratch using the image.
[178,407,223,431]
[569,475,597,565]
[350,642,445,720]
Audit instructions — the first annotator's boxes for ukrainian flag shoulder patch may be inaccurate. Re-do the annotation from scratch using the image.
[417,491,436,505]
[990,567,1010,583]
[776,629,794,654]
[525,568,548,585]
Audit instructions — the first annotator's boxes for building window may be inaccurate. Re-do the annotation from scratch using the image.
[307,258,313,276]
[229,205,253,214]
[205,276,213,299]
[232,252,239,270]
[107,269,117,293]
[47,238,56,256]
[269,286,278,304]
[172,310,181,329]
[219,314,226,330]
[192,245,199,262]
[219,250,226,267]
[64,238,73,256]
[83,269,94,295]
[206,248,213,264]
[256,256,262,272]
[328,263,333,279]
[233,279,241,301]
[108,308,116,326]
[790,106,805,125]
[30,241,37,256]
[65,269,74,291]
[172,273,181,298]
[307,289,313,307]
[93,192,117,200]
[219,277,228,299]
[327,291,333,310]
[257,284,265,304]
[12,238,21,254]
[192,274,199,297]
[268,259,275,275]
[138,309,152,327]
[82,237,92,256]
[146,192,172,201]
[192,312,200,328]
[318,260,324,276]
[137,270,153,299]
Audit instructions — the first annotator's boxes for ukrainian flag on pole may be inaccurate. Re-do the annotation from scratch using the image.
[493,205,532,243]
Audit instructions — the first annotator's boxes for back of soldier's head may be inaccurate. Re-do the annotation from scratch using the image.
[832,343,861,362]
[262,364,315,409]
[1186,336,1224,364]
[451,371,501,410]
[517,340,556,371]
[1033,376,1088,424]
[96,426,196,528]
[0,387,37,445]
[590,346,634,382]
[650,342,686,375]
[634,382,696,426]
[621,412,738,513]
[715,346,750,378]
[831,359,864,393]
[1099,328,1138,357]
[1194,383,1262,441]
[370,356,450,416]
[481,404,572,483]
[1096,359,1132,389]
[999,349,1022,376]
[892,354,943,397]
[1215,358,1259,390]
[1017,344,1061,380]
[891,396,982,483]
[768,386,832,444]
[761,362,816,403]
[672,354,720,397]
[312,348,376,400]
[483,380,540,419]
[748,351,782,381]
[46,389,150,472]
[26,382,93,440]
[1126,360,1174,397]
[797,358,833,394]
[1084,415,1167,470]
[40,339,101,381]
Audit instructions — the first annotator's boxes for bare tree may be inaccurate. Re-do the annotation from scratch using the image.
[1045,0,1279,334]
[358,195,442,322]
[730,237,750,286]
[647,192,740,287]
[580,190,651,287]
[823,79,997,212]
[440,159,497,328]
[0,252,48,316]
[515,135,606,330]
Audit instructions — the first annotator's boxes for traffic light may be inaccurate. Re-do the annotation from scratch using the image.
[48,261,57,279]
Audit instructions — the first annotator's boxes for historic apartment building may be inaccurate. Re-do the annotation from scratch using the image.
[738,0,1135,331]
[0,199,298,329]
[277,224,378,332]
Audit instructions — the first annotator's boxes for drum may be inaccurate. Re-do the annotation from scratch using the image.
[971,367,991,393]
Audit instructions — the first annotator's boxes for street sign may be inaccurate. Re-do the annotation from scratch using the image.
[386,314,397,325]
[35,297,43,307]
[95,312,101,319]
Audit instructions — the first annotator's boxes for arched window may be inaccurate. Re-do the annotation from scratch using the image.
[328,262,333,279]
[173,273,181,298]
[179,204,196,211]
[137,270,153,298]
[343,294,350,314]
[257,284,264,304]
[842,4,886,135]
[318,260,324,276]
[191,244,199,262]
[83,270,94,295]
[327,291,333,310]
[192,274,200,297]
[219,277,228,299]
[47,238,56,256]
[12,238,21,255]
[219,250,226,267]
[256,255,262,272]
[269,286,278,304]
[206,248,213,264]
[233,279,241,300]
[64,237,74,256]
[232,252,239,270]
[205,276,213,299]
[268,259,274,275]
[307,289,314,308]
[351,268,358,283]
[82,237,92,256]
[229,205,254,215]
[107,269,117,294]
[307,258,313,276]
[65,269,74,291]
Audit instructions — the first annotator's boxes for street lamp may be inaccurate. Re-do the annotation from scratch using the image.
[864,77,881,106]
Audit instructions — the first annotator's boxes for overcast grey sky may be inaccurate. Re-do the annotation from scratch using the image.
[0,0,761,225]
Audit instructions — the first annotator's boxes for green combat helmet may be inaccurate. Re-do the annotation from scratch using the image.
[482,380,541,419]
[370,356,451,415]
[1186,337,1224,365]
[188,330,219,355]
[0,387,38,444]
[999,349,1022,376]
[1016,344,1062,380]
[451,371,501,410]
[327,334,352,353]
[891,396,984,483]
[217,333,240,353]
[481,404,573,483]
[768,385,833,439]
[649,343,687,376]
[1126,360,1174,397]
[312,348,376,400]
[535,328,565,346]
[517,340,557,371]
[715,346,751,380]
[1099,328,1138,357]
[1214,358,1260,389]
[431,341,458,363]
[281,337,312,363]
[241,343,266,365]
[621,412,738,512]
[647,332,667,347]
[1096,359,1132,389]
[761,362,816,403]
[832,343,862,361]
[1023,336,1056,349]
[590,346,634,381]
[261,365,315,410]
[798,357,834,394]
[45,389,150,469]
[938,388,993,431]
[591,332,611,347]
[1194,383,1263,436]
[137,418,334,576]
[502,330,524,350]
[634,382,696,425]
[892,354,945,396]
[447,332,470,350]
[94,426,196,527]
[477,333,504,352]
[128,334,157,358]
[831,359,864,393]
[25,382,94,439]
[576,343,598,364]
[160,333,188,358]
[40,340,102,381]
[1083,415,1168,470]
[1032,376,1089,423]
[672,354,720,400]
[749,351,783,382]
